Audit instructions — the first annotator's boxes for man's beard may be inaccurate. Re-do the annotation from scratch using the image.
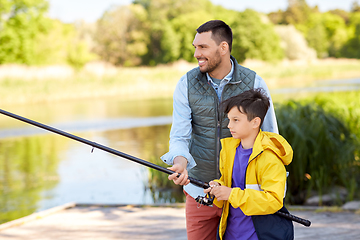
[199,50,222,74]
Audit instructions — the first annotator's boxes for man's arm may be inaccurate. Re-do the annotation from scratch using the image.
[161,74,196,184]
[254,74,279,134]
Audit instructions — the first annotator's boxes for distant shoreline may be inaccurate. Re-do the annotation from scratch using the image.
[1,59,360,105]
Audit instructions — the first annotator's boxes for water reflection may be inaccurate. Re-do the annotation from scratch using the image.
[0,125,184,224]
[0,136,65,224]
[46,124,185,206]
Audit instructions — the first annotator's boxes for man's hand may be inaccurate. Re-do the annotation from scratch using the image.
[167,156,190,186]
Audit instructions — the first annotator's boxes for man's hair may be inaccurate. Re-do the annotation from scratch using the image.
[196,20,233,52]
[221,88,270,126]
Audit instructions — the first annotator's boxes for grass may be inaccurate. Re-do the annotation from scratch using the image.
[314,206,344,213]
[0,63,190,105]
[248,58,360,89]
[0,58,360,105]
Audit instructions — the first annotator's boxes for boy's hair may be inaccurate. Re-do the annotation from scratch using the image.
[221,88,270,127]
[196,20,233,52]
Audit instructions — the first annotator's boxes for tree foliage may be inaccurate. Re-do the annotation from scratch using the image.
[3,0,360,66]
[0,0,50,64]
[139,0,215,65]
[268,0,360,59]
[0,1,96,67]
[93,0,285,66]
[351,0,360,12]
[231,10,283,63]
[341,12,360,58]
[94,4,149,66]
[283,0,312,25]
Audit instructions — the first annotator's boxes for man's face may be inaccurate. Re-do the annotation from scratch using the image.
[192,31,222,75]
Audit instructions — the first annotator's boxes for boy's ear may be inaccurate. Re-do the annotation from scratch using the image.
[252,117,261,129]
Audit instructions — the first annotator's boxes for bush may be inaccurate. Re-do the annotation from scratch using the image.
[275,99,360,205]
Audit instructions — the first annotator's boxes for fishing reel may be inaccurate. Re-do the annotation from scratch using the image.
[195,193,215,206]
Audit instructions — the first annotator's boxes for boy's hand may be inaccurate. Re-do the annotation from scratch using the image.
[210,185,232,201]
[204,181,220,194]
[167,156,190,186]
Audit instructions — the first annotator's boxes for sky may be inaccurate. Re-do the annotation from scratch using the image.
[48,0,359,23]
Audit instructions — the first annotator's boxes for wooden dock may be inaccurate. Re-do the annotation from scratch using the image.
[1,203,360,240]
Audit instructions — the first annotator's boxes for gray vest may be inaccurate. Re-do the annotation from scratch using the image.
[187,56,256,183]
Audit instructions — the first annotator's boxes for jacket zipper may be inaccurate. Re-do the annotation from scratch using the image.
[215,88,221,179]
[244,150,264,189]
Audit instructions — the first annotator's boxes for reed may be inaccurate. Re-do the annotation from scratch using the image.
[147,156,180,189]
[276,92,360,205]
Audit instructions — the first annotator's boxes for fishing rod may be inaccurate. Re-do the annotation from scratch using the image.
[0,108,311,227]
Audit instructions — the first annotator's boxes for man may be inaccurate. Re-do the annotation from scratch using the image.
[161,20,278,240]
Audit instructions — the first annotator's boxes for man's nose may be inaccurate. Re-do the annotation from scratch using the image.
[194,48,200,59]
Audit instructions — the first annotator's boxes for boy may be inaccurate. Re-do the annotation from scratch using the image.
[204,89,294,240]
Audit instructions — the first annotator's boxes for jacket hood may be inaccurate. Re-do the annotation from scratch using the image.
[221,130,293,166]
[254,130,293,166]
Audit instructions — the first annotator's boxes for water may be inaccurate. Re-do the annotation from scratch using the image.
[1,77,359,224]
[0,98,180,224]
[272,78,360,95]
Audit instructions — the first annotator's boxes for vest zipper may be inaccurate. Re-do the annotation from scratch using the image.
[216,89,221,179]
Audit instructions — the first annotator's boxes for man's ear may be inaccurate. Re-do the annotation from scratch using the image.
[252,117,261,129]
[220,41,229,55]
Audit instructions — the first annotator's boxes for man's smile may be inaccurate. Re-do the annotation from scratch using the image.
[198,59,206,66]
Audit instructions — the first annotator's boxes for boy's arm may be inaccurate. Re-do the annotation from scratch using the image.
[228,158,287,216]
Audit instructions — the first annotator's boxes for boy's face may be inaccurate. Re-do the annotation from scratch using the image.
[227,106,255,139]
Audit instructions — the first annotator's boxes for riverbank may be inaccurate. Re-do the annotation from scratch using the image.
[1,58,360,105]
[1,203,360,240]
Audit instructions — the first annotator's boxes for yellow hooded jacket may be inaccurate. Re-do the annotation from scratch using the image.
[214,130,293,239]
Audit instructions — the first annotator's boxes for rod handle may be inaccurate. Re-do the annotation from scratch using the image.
[275,211,311,227]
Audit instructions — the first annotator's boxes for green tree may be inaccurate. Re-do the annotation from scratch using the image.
[96,0,284,65]
[283,0,312,25]
[321,12,349,57]
[29,19,97,68]
[231,10,284,63]
[329,9,350,23]
[138,0,215,65]
[169,10,213,62]
[0,0,50,64]
[94,4,149,66]
[342,12,360,58]
[351,0,360,12]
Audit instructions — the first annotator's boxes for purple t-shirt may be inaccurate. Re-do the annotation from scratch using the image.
[223,144,258,240]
